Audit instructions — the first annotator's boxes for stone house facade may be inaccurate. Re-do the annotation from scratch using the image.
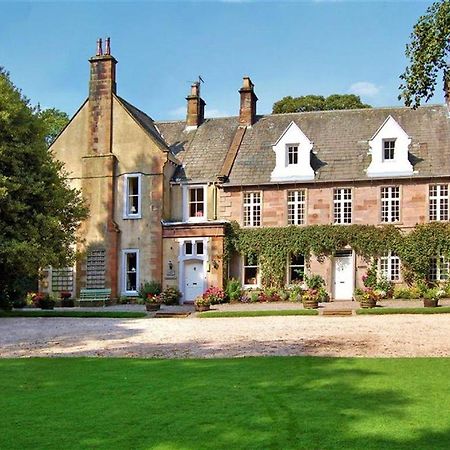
[43,40,450,302]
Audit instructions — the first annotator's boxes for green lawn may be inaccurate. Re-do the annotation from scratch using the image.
[0,310,147,318]
[357,306,450,315]
[199,309,318,318]
[1,358,450,449]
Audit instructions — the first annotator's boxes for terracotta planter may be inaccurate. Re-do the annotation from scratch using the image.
[303,300,319,309]
[423,298,438,308]
[146,303,161,311]
[195,304,211,312]
[359,298,377,309]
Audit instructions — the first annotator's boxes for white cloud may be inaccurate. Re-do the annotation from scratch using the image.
[206,109,230,118]
[168,106,186,119]
[349,81,381,98]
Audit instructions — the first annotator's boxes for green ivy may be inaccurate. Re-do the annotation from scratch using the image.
[225,221,450,287]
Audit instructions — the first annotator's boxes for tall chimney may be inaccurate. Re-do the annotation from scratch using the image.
[88,37,117,154]
[239,76,258,127]
[186,82,205,129]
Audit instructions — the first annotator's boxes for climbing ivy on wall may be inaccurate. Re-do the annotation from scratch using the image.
[225,221,450,287]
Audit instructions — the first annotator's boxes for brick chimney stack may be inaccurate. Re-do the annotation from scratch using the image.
[88,37,117,154]
[186,82,205,129]
[239,76,258,127]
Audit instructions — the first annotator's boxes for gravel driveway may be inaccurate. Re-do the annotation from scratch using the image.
[1,314,450,358]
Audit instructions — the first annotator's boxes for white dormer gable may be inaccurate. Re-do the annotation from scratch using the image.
[271,121,315,182]
[366,115,413,178]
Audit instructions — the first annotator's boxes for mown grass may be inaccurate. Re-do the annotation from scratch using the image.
[1,357,450,449]
[357,306,450,315]
[0,310,147,318]
[199,309,318,318]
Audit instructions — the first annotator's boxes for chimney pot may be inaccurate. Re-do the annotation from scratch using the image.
[105,37,111,56]
[96,38,103,56]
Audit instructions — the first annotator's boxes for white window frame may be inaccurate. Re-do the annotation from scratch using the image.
[122,249,140,296]
[287,144,299,165]
[381,186,400,223]
[378,251,400,282]
[333,188,352,224]
[429,255,449,281]
[382,139,396,161]
[242,255,260,288]
[287,190,306,225]
[288,254,306,284]
[182,185,207,222]
[123,173,142,219]
[429,184,449,222]
[243,192,262,227]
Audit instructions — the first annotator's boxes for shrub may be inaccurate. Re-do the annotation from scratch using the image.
[317,286,330,302]
[376,275,393,298]
[249,291,260,303]
[138,281,162,299]
[393,287,412,299]
[225,279,242,303]
[160,287,181,305]
[306,274,325,290]
[423,287,445,301]
[353,287,364,301]
[288,284,305,302]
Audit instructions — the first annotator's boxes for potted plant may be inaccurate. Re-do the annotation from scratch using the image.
[144,293,163,311]
[160,287,182,305]
[60,291,74,307]
[194,295,211,312]
[359,288,381,309]
[302,288,320,309]
[423,287,444,308]
[138,281,162,310]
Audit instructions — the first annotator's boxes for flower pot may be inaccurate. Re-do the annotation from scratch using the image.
[360,299,377,309]
[303,300,319,309]
[146,303,161,311]
[423,298,438,308]
[195,304,211,312]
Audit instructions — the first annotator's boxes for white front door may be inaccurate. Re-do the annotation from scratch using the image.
[333,251,354,300]
[184,260,204,302]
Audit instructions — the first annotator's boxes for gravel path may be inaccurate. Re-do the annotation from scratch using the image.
[1,314,450,358]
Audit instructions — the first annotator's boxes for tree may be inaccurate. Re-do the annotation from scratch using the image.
[0,68,87,308]
[272,94,371,114]
[399,0,450,108]
[37,107,69,145]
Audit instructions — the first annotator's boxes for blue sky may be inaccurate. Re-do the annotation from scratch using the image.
[0,1,438,120]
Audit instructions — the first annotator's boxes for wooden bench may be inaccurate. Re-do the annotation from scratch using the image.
[79,288,111,306]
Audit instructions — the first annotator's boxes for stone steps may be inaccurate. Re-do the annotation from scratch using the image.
[321,309,354,316]
[154,312,191,318]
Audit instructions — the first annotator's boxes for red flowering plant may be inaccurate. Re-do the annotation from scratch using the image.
[201,287,225,305]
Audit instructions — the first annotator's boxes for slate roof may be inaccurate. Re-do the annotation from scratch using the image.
[155,105,450,185]
[156,117,239,182]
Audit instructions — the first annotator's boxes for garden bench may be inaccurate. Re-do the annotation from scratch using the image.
[79,288,111,306]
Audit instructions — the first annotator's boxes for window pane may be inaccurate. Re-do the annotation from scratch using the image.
[189,188,205,218]
[244,267,258,285]
[185,242,193,255]
[196,242,204,255]
[126,253,137,291]
[127,177,140,215]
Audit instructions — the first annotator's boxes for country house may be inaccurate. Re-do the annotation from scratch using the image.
[43,39,450,302]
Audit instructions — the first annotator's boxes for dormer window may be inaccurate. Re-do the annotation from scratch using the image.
[271,122,314,182]
[383,139,395,161]
[367,116,413,178]
[287,145,299,165]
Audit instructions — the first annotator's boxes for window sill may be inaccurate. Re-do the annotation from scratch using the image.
[123,215,142,220]
[122,291,138,297]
